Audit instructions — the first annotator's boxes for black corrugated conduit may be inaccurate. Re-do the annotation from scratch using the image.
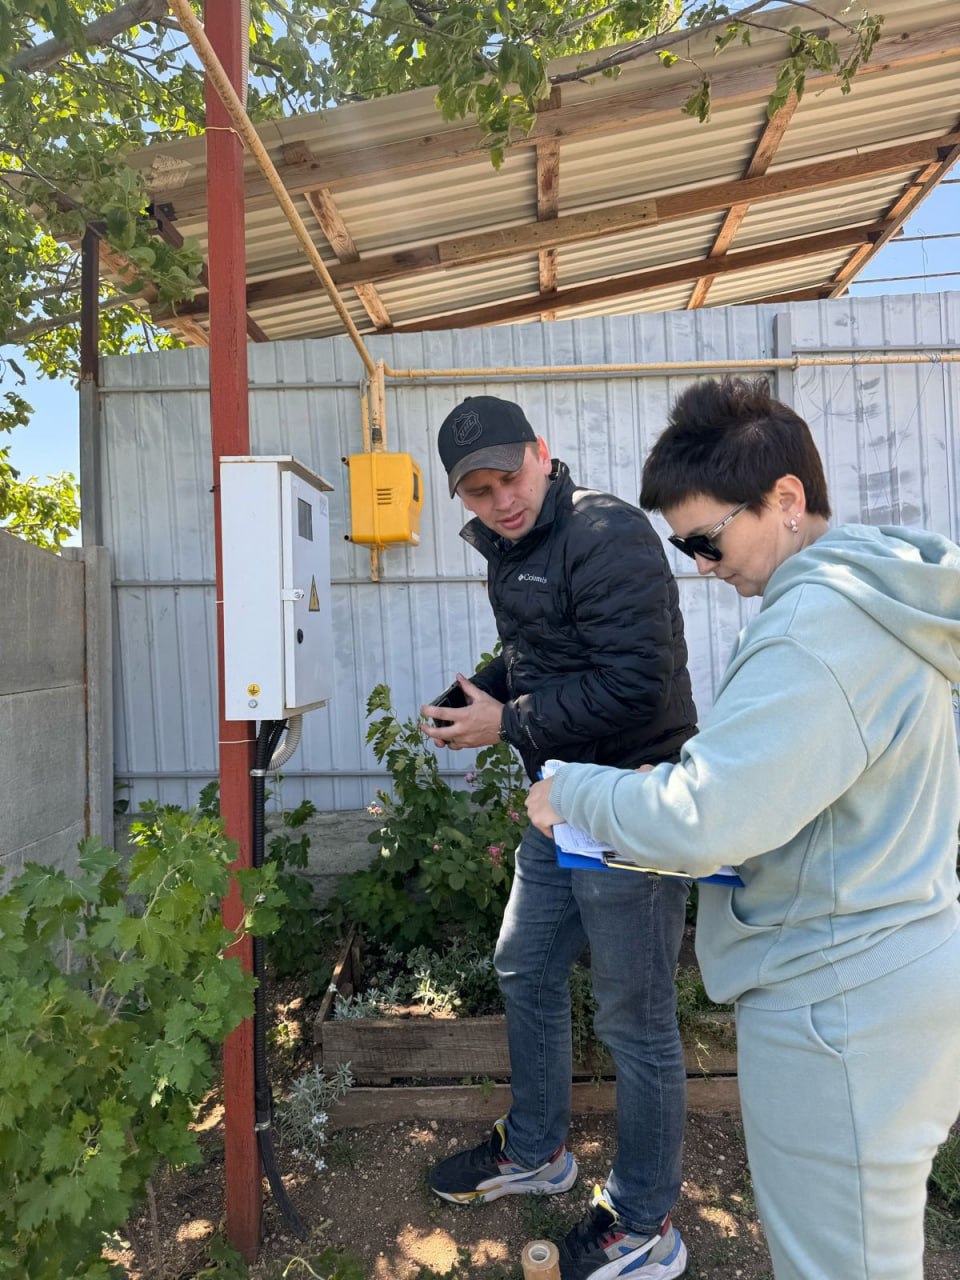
[251,718,308,1239]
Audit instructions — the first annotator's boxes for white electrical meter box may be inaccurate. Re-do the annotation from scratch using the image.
[220,456,335,721]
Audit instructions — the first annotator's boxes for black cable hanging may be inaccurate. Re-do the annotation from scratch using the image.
[251,718,308,1240]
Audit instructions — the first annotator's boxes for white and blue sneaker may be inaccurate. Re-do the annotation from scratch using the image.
[428,1118,578,1204]
[558,1185,687,1280]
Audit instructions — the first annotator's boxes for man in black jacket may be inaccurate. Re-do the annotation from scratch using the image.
[420,395,695,1280]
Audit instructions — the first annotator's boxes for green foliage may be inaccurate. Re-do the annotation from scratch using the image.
[342,937,504,1018]
[270,1252,366,1280]
[0,1,883,355]
[930,1128,960,1210]
[195,781,333,995]
[0,355,79,548]
[0,807,283,1279]
[675,962,729,1027]
[0,1,880,544]
[570,958,604,1072]
[264,798,332,996]
[195,1236,254,1279]
[314,1,882,153]
[927,1127,960,1249]
[327,682,527,950]
[278,1062,354,1174]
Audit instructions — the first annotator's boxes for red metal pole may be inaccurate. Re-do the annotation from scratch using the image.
[204,0,261,1260]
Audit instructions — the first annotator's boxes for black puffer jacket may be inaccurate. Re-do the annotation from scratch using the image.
[466,462,697,780]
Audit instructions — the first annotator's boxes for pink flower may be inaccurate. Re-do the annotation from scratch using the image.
[433,844,441,852]
[488,846,503,867]
[367,802,384,817]
[464,771,476,785]
[509,811,520,822]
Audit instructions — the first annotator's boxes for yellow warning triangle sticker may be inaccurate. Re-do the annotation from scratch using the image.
[308,576,321,611]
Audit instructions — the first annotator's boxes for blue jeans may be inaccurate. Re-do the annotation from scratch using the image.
[494,824,689,1235]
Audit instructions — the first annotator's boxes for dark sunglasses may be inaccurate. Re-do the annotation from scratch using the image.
[668,502,749,562]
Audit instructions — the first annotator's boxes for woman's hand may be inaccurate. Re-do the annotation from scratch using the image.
[526,777,562,836]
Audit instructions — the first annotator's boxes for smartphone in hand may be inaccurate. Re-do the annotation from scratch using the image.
[429,679,469,728]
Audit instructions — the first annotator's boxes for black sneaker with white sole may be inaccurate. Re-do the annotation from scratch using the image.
[558,1185,687,1280]
[428,1118,578,1204]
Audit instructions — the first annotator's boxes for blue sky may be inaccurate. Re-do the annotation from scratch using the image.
[3,183,958,485]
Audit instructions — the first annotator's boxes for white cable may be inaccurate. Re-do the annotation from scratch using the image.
[268,715,302,771]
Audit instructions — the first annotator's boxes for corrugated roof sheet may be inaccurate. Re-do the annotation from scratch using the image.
[119,0,959,342]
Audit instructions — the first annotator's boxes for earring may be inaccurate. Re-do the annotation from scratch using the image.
[788,516,799,534]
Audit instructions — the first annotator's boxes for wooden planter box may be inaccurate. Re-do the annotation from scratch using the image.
[314,930,739,1128]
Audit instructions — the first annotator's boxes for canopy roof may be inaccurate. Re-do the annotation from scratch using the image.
[121,0,959,347]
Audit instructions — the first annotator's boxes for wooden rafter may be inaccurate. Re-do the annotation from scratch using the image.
[382,222,887,332]
[687,92,799,310]
[537,139,561,318]
[151,209,266,342]
[155,125,956,328]
[736,285,834,305]
[304,186,392,329]
[152,122,958,332]
[151,21,960,223]
[827,134,960,296]
[260,134,957,292]
[99,240,212,346]
[168,316,211,346]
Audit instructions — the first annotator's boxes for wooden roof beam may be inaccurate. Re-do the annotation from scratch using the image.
[155,129,952,324]
[318,132,960,288]
[735,285,834,305]
[382,222,888,332]
[688,92,799,310]
[151,208,267,342]
[827,136,960,296]
[304,185,392,330]
[153,19,960,222]
[537,138,561,319]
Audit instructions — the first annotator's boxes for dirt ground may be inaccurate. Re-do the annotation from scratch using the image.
[123,1098,960,1280]
[107,959,960,1279]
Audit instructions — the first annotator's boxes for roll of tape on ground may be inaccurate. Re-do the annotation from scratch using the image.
[521,1239,560,1280]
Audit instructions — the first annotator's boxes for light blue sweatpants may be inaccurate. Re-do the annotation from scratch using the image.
[735,924,960,1280]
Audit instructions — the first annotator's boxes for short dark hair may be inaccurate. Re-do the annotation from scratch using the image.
[640,376,831,518]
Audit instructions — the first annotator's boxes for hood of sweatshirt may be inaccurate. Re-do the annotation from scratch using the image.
[763,524,960,684]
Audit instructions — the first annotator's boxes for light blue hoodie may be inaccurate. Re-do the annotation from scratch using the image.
[549,525,960,1008]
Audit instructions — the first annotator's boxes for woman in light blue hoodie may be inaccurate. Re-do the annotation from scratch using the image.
[527,376,960,1280]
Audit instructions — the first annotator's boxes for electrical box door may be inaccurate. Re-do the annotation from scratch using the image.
[281,467,333,715]
[221,456,334,721]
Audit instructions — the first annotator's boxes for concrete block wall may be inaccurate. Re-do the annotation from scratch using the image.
[0,534,112,885]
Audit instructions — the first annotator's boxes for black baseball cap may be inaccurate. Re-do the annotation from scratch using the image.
[437,396,537,497]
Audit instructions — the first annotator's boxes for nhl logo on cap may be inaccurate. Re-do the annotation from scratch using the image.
[437,395,538,497]
[453,410,483,447]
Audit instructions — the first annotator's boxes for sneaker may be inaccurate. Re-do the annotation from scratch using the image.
[558,1185,687,1280]
[428,1118,578,1204]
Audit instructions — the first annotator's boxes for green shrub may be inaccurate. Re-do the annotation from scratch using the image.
[345,938,504,1018]
[198,782,332,996]
[278,1063,354,1174]
[0,808,281,1279]
[930,1128,960,1209]
[263,799,332,995]
[327,683,527,950]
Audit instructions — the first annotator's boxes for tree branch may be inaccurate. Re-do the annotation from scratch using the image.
[10,0,169,75]
[7,295,138,345]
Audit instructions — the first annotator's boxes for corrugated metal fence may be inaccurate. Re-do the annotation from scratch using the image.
[100,294,960,811]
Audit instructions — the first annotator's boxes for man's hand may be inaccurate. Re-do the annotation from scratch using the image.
[419,675,504,751]
[526,776,562,836]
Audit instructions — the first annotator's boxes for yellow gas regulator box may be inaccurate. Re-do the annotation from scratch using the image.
[345,451,423,547]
